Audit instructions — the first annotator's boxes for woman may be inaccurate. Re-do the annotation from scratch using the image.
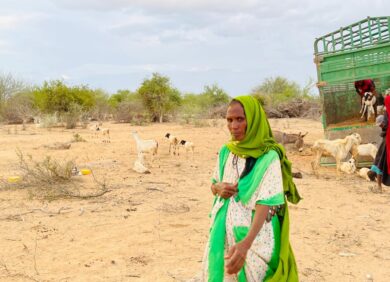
[368,94,390,193]
[202,96,301,281]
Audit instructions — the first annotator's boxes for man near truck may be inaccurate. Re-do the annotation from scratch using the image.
[354,79,378,121]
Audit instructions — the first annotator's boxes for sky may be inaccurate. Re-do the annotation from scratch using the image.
[0,0,388,97]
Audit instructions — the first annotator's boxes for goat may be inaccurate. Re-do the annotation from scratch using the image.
[165,133,179,155]
[131,131,158,161]
[96,127,110,143]
[311,133,361,176]
[357,167,371,181]
[89,123,100,138]
[351,143,378,166]
[360,92,376,121]
[33,116,42,128]
[339,157,356,174]
[179,140,195,158]
[273,130,308,152]
[132,153,151,174]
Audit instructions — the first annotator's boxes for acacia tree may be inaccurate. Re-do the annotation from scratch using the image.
[201,84,230,107]
[33,80,97,113]
[137,73,181,123]
[199,84,230,118]
[251,76,302,106]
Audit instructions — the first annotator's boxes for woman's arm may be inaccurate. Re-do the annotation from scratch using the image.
[225,204,269,274]
[211,182,238,199]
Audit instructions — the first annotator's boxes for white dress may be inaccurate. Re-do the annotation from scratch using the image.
[202,152,285,282]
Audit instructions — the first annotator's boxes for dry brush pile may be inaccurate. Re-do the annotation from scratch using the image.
[0,149,109,200]
[265,98,321,120]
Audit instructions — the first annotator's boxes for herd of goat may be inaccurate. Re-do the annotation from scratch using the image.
[276,130,377,179]
[87,122,376,179]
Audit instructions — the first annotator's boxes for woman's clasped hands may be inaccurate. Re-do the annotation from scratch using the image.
[214,182,238,199]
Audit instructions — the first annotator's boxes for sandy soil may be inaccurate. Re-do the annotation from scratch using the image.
[0,118,389,282]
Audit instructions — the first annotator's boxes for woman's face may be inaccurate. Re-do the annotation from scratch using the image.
[226,102,247,141]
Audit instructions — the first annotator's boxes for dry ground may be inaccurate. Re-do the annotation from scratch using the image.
[0,118,389,282]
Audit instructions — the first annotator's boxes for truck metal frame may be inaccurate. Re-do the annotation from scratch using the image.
[314,16,390,165]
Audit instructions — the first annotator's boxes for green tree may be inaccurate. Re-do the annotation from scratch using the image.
[108,89,137,109]
[252,76,302,106]
[180,93,204,120]
[108,89,148,123]
[200,84,230,108]
[89,89,110,120]
[33,80,97,113]
[137,73,182,123]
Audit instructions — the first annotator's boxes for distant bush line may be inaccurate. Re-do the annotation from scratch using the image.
[0,72,320,127]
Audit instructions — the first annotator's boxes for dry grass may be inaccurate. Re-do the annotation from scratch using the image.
[71,133,86,143]
[0,149,109,201]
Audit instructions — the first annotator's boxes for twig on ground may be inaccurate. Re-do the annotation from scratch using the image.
[30,206,72,215]
[33,232,39,275]
[0,255,39,281]
[0,260,10,274]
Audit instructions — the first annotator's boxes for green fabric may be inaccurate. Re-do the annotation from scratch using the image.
[218,144,230,184]
[208,146,279,281]
[208,198,230,282]
[266,205,299,282]
[233,226,249,282]
[226,95,301,205]
[256,192,285,206]
[208,146,232,282]
[264,215,282,281]
[235,150,279,205]
[216,145,278,205]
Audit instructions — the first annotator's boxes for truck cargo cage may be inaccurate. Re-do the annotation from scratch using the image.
[315,16,390,55]
[314,17,390,167]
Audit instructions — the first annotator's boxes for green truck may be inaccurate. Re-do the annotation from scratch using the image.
[314,17,390,164]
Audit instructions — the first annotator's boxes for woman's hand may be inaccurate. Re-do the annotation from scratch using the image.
[224,241,249,275]
[212,182,238,199]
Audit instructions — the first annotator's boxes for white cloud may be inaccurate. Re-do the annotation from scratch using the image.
[159,27,214,43]
[66,63,238,78]
[106,13,159,30]
[0,13,45,29]
[0,40,16,55]
[1,0,390,96]
[61,74,71,80]
[0,16,20,29]
[55,0,260,12]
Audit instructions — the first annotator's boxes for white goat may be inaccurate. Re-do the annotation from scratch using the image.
[165,133,179,155]
[360,92,376,121]
[357,167,371,181]
[311,133,361,176]
[131,131,158,161]
[339,157,356,174]
[89,123,100,138]
[97,127,110,143]
[33,116,42,128]
[351,143,378,166]
[179,139,195,158]
[133,153,151,174]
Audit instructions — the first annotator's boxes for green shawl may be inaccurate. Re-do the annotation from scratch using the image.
[208,96,301,282]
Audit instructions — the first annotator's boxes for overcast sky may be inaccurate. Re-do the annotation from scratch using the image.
[0,0,388,96]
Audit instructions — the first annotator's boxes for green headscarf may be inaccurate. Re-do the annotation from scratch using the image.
[226,95,301,204]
